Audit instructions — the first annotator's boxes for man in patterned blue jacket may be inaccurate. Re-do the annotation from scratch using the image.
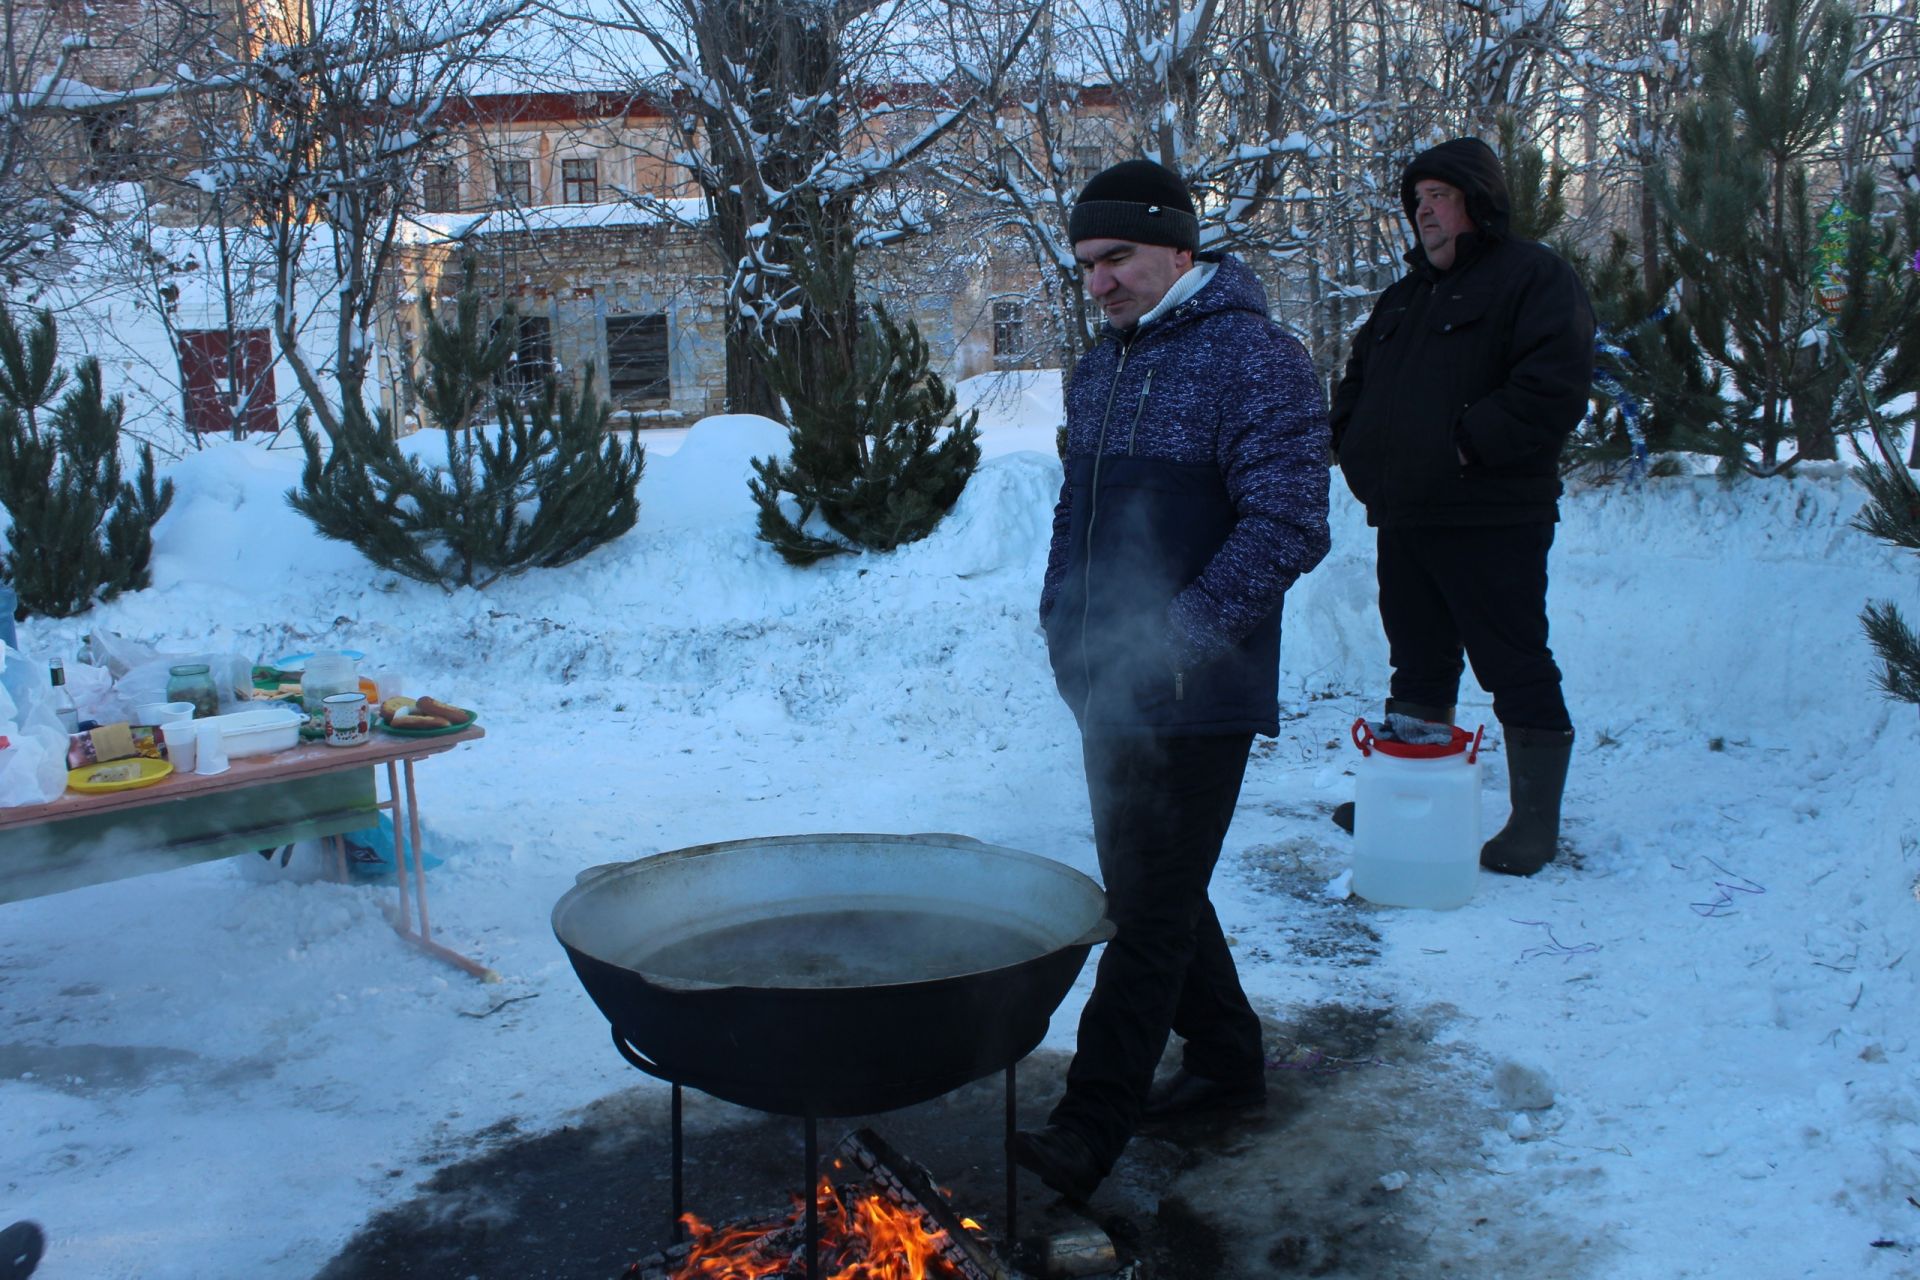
[1016,159,1332,1201]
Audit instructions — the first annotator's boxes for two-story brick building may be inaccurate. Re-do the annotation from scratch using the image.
[382,86,1128,430]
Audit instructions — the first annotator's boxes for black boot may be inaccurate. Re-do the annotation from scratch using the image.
[1480,727,1574,876]
[1333,700,1454,835]
[1,1221,44,1280]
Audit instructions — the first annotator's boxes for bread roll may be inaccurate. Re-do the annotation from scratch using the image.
[390,713,450,730]
[414,696,472,723]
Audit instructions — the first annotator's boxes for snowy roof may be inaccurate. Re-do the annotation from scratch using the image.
[395,196,709,244]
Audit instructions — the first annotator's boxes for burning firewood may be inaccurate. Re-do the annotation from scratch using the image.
[620,1128,1015,1280]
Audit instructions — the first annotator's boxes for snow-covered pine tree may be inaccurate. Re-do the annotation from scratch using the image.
[1651,0,1861,474]
[1855,455,1920,706]
[288,265,645,590]
[0,303,172,619]
[1839,187,1920,708]
[1566,231,1723,473]
[750,297,981,566]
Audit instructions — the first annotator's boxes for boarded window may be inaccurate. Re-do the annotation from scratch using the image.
[81,106,137,181]
[422,162,462,212]
[494,315,553,401]
[178,330,278,435]
[1069,145,1103,185]
[561,158,599,204]
[494,159,532,206]
[605,314,669,401]
[993,300,1026,359]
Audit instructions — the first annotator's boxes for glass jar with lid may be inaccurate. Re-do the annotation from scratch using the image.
[300,652,359,715]
[166,663,221,718]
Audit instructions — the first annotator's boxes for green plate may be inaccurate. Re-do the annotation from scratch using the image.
[378,713,478,739]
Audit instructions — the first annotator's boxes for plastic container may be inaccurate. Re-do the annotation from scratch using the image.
[1348,717,1485,910]
[300,652,359,715]
[193,707,302,757]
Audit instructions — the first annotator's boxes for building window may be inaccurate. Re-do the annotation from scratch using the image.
[494,314,553,401]
[993,300,1026,360]
[605,314,670,400]
[81,106,136,181]
[1069,145,1103,185]
[561,158,599,205]
[493,159,532,207]
[422,162,462,212]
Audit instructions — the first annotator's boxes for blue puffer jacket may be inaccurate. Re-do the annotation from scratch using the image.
[1039,254,1331,736]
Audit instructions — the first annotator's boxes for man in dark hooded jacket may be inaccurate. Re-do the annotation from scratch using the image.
[1016,159,1330,1202]
[1329,136,1593,876]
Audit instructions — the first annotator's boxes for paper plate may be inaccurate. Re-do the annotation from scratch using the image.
[68,757,174,794]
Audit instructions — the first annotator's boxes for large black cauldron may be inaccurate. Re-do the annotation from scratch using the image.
[553,833,1112,1117]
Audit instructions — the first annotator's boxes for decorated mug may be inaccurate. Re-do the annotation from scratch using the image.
[322,692,370,747]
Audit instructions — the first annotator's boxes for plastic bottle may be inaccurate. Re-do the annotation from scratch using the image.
[49,660,81,735]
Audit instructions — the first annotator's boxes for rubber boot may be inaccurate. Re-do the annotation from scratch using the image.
[1332,699,1454,834]
[1,1221,44,1280]
[1480,726,1575,876]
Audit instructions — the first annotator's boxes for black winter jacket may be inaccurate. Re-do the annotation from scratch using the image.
[1330,138,1595,527]
[1041,255,1330,737]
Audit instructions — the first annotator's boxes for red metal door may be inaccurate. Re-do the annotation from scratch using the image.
[178,330,278,434]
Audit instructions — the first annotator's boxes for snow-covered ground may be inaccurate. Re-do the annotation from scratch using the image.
[1,374,1917,1278]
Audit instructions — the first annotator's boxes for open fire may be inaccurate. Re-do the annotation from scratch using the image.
[625,1131,1009,1280]
[664,1177,980,1279]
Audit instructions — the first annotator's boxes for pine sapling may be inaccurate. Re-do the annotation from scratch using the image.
[0,302,173,619]
[751,303,981,565]
[288,261,645,589]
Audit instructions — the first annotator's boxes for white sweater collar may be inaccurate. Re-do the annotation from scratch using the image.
[1133,260,1217,330]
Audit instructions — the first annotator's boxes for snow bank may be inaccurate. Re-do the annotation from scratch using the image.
[2,402,1917,1279]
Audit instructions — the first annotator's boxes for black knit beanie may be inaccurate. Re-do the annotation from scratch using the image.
[1067,159,1199,252]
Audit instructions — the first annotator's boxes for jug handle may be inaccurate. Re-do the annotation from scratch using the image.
[1351,716,1373,757]
[1468,724,1485,763]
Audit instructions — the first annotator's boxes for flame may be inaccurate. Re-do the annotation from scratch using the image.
[668,1176,961,1280]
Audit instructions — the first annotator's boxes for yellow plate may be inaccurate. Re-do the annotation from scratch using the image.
[67,757,174,794]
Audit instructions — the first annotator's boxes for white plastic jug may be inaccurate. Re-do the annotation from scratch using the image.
[1349,717,1484,910]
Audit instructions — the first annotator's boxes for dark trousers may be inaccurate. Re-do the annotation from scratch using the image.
[1376,523,1571,731]
[1049,731,1263,1170]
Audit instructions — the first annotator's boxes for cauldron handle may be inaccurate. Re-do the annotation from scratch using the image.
[611,1026,673,1082]
[1072,917,1118,947]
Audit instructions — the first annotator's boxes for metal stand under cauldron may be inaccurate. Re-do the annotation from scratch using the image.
[614,1030,1019,1280]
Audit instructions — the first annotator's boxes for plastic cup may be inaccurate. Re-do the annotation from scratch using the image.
[138,701,196,726]
[194,722,230,775]
[159,720,198,771]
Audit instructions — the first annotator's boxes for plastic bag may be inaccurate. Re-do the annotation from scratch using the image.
[98,634,255,718]
[235,815,443,885]
[0,643,71,806]
[62,659,127,727]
